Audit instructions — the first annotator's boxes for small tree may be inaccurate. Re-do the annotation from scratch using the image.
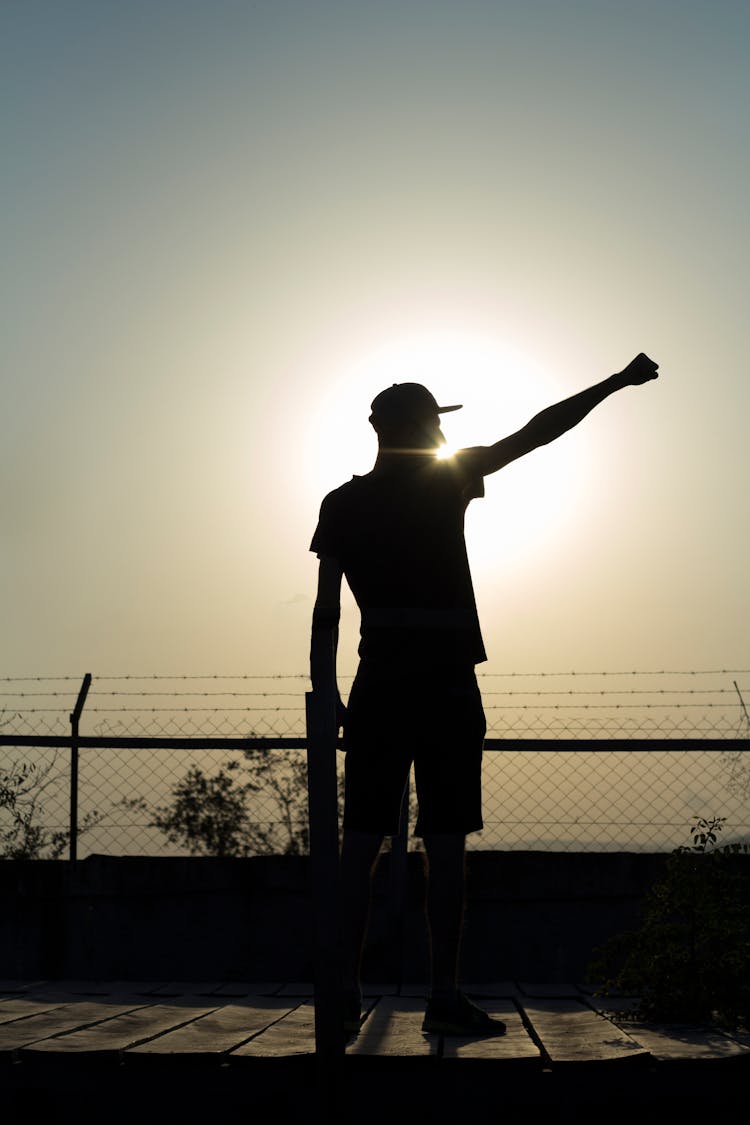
[589,817,750,1028]
[130,749,342,857]
[0,756,103,859]
[145,763,261,857]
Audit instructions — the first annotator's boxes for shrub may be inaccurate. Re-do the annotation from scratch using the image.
[588,817,750,1028]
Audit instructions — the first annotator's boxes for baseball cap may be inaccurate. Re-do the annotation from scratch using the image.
[369,383,463,425]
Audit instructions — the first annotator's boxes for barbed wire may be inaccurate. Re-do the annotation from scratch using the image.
[3,703,744,714]
[3,668,749,683]
[100,686,748,697]
[0,673,311,683]
[2,671,748,739]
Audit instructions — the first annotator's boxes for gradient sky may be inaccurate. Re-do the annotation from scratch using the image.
[3,0,749,684]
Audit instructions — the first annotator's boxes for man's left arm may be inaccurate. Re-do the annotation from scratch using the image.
[478,352,659,476]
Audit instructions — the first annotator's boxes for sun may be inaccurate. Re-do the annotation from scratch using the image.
[306,329,585,574]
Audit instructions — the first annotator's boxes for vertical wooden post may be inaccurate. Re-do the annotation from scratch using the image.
[306,631,344,1096]
[389,778,410,990]
[68,673,91,863]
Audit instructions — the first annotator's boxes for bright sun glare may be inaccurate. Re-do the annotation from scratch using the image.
[308,331,585,575]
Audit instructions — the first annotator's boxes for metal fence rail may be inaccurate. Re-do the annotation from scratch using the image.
[2,670,750,859]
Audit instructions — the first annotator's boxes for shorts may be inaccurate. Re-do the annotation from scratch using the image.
[342,660,486,837]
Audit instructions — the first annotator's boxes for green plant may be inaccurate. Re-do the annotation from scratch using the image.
[588,817,750,1028]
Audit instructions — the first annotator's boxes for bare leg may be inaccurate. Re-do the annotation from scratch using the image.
[339,828,384,996]
[422,832,467,1000]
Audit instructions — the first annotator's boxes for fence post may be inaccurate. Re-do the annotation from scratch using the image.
[68,673,91,863]
[305,633,344,1094]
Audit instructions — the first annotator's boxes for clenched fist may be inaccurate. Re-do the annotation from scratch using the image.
[619,353,659,385]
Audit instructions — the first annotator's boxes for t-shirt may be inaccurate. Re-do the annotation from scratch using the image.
[310,448,487,668]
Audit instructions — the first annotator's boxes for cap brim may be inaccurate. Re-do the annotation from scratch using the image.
[437,403,462,413]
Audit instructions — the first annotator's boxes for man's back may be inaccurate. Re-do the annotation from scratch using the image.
[310,449,487,666]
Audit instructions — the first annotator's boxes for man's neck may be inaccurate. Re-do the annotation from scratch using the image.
[373,447,436,472]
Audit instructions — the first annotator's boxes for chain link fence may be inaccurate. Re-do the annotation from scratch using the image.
[2,670,749,857]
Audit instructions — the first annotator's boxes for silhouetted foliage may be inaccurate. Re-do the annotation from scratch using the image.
[128,749,344,856]
[0,756,104,858]
[589,817,750,1028]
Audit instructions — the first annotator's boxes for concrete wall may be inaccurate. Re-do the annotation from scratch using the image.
[1,851,674,984]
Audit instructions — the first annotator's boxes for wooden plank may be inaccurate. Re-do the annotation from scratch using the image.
[518,982,587,998]
[520,999,650,1064]
[25,981,165,997]
[0,996,69,1023]
[587,995,641,1018]
[0,998,151,1054]
[209,982,283,996]
[230,1000,314,1058]
[575,980,618,996]
[17,980,128,995]
[397,984,428,998]
[126,997,296,1057]
[276,982,314,996]
[144,982,220,996]
[275,981,397,997]
[23,998,219,1056]
[582,993,747,1064]
[82,981,168,996]
[360,982,399,996]
[0,980,49,993]
[613,1021,750,1062]
[459,982,522,1000]
[346,996,437,1058]
[440,1001,541,1063]
[145,981,283,997]
[398,983,522,999]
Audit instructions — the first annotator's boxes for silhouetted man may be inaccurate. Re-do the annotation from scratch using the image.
[310,352,659,1035]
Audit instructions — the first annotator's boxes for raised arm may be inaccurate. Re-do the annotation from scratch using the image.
[478,352,659,475]
[310,554,346,727]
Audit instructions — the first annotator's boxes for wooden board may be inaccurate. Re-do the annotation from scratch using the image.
[0,998,150,1054]
[519,999,650,1064]
[586,994,641,1015]
[230,1001,315,1058]
[0,980,49,993]
[145,981,226,996]
[144,981,281,997]
[127,998,297,1057]
[346,996,436,1058]
[208,982,283,997]
[275,981,314,996]
[524,993,750,1063]
[0,996,69,1023]
[23,998,219,1056]
[360,982,399,996]
[14,980,159,996]
[617,1022,750,1062]
[458,982,522,1000]
[518,982,588,998]
[397,984,428,998]
[273,981,398,998]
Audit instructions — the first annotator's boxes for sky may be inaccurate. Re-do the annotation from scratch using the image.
[2,0,749,687]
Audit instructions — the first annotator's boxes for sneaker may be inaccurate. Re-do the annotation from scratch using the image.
[422,991,507,1036]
